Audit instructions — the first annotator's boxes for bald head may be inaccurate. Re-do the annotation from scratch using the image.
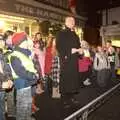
[65,16,75,30]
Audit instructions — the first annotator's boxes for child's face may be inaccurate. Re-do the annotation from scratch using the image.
[6,35,12,46]
[106,42,111,48]
[36,34,42,40]
[116,48,120,52]
[34,42,40,49]
[97,46,103,52]
[108,47,114,53]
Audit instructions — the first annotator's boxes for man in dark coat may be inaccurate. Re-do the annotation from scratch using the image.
[56,16,81,104]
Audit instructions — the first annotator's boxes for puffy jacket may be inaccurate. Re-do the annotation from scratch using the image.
[8,49,37,88]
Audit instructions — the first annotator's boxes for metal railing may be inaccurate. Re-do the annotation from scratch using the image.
[64,82,120,120]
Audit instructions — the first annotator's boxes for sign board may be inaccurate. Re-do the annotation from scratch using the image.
[0,0,84,26]
[0,0,65,22]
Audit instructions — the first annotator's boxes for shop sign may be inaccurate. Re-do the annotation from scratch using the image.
[14,2,65,22]
[14,2,84,26]
[0,0,65,22]
[0,0,83,26]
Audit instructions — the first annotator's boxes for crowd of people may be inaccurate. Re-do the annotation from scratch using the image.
[0,16,120,120]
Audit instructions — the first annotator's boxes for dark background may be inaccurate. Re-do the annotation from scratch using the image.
[76,0,120,45]
[35,0,120,45]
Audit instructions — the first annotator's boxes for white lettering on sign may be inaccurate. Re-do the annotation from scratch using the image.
[15,3,65,21]
[36,8,43,16]
[43,11,49,18]
[29,7,34,14]
[15,4,34,15]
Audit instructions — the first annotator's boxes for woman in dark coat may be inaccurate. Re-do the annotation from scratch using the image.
[56,16,81,103]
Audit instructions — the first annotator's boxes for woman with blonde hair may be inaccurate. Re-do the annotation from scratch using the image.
[78,40,92,86]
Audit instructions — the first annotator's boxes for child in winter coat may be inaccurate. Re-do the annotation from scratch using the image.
[93,46,111,87]
[78,40,92,87]
[107,46,119,80]
[8,32,37,120]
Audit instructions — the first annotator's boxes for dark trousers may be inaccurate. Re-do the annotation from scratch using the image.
[111,64,116,79]
[43,75,52,97]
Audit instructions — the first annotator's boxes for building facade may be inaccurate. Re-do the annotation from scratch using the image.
[100,7,120,46]
[0,0,87,37]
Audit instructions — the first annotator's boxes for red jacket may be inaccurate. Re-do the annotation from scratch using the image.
[44,46,53,75]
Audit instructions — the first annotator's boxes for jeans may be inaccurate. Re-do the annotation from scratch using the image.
[0,91,5,120]
[111,64,116,79]
[16,86,32,120]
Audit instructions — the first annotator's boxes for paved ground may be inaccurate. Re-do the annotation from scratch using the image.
[34,80,120,120]
[7,80,120,120]
[88,88,120,120]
